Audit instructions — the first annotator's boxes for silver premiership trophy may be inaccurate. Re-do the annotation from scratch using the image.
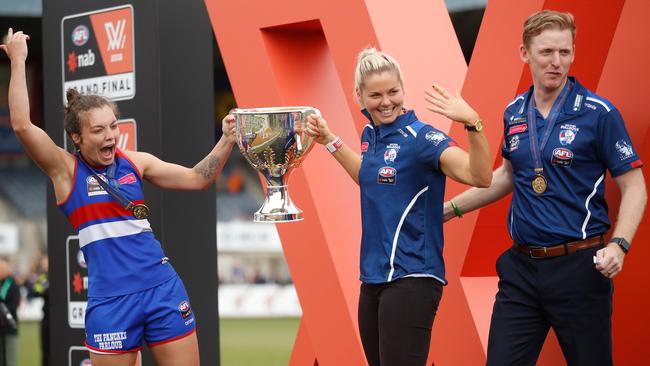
[232,106,319,222]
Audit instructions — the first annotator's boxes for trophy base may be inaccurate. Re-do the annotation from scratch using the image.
[254,211,303,223]
[253,184,304,223]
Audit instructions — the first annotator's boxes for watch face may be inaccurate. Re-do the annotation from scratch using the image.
[474,119,483,131]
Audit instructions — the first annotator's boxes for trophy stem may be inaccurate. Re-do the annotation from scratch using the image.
[254,183,303,223]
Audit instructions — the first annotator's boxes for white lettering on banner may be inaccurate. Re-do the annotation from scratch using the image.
[63,73,135,102]
[105,19,126,51]
[77,49,95,67]
[68,301,87,327]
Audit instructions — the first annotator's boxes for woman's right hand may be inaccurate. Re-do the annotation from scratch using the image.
[0,28,30,63]
[305,114,336,145]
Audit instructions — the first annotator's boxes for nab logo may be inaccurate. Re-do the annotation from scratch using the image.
[72,25,89,46]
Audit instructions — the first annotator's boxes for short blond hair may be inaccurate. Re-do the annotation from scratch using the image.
[354,47,403,93]
[523,10,576,48]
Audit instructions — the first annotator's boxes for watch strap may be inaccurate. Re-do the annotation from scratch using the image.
[611,237,630,254]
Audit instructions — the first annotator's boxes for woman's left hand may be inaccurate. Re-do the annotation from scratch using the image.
[222,114,236,145]
[425,83,479,126]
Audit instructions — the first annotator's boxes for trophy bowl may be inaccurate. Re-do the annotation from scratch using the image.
[232,106,319,222]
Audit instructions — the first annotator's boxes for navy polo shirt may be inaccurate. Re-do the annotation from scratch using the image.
[502,77,643,246]
[358,109,455,284]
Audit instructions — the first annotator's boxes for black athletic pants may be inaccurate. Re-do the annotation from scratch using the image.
[486,244,613,366]
[359,277,443,366]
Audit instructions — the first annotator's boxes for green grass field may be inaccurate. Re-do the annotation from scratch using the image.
[18,317,300,365]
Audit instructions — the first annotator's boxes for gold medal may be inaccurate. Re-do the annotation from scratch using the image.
[532,174,547,194]
[132,204,150,219]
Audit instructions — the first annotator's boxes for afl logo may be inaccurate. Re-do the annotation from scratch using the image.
[379,167,396,177]
[179,301,189,311]
[179,300,193,319]
[72,25,90,46]
[377,166,397,185]
[551,147,573,167]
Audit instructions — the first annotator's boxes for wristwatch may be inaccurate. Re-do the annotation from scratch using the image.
[464,119,483,132]
[610,237,630,254]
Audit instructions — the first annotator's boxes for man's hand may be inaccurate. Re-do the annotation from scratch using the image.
[595,242,625,278]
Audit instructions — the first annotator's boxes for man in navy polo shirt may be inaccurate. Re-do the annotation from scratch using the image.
[444,10,646,366]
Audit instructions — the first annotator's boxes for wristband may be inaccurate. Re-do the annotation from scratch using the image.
[450,199,463,218]
[326,137,343,153]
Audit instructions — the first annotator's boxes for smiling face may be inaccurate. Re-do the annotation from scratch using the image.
[520,28,575,95]
[357,70,404,126]
[71,105,120,166]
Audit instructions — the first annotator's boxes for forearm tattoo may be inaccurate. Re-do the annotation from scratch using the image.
[194,154,221,180]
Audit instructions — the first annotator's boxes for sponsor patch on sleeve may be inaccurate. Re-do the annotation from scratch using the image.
[361,142,369,153]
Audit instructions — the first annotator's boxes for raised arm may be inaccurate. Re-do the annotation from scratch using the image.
[425,84,492,188]
[127,115,236,190]
[2,29,73,180]
[304,114,361,185]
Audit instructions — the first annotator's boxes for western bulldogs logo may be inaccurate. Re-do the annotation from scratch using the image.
[384,148,398,165]
[615,140,634,160]
[559,130,575,145]
[425,131,446,145]
[179,300,193,319]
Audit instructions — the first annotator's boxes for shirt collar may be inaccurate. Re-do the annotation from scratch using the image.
[361,109,418,139]
[519,76,588,117]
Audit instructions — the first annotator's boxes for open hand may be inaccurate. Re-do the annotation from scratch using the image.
[425,83,479,126]
[0,28,30,63]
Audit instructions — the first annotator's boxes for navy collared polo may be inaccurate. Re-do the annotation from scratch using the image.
[502,77,643,246]
[358,109,455,284]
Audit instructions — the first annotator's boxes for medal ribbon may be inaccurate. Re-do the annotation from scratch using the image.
[526,80,573,177]
[77,152,138,213]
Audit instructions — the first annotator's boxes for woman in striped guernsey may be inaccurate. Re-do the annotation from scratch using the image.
[3,29,235,366]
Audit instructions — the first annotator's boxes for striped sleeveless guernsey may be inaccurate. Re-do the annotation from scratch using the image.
[58,149,176,297]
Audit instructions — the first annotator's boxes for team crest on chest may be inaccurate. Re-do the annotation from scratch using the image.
[384,144,400,165]
[559,130,576,146]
